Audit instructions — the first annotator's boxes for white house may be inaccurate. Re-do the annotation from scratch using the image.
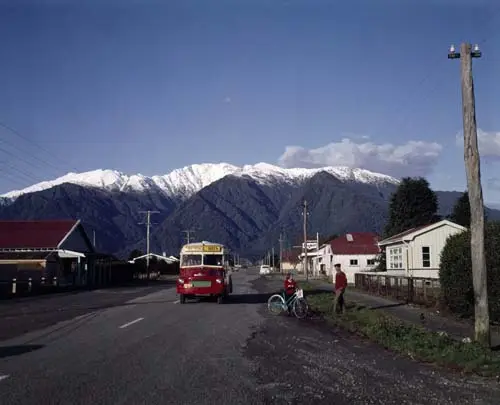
[128,252,179,264]
[378,219,467,279]
[312,232,381,283]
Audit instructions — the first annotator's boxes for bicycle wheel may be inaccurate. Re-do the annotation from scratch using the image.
[292,297,309,319]
[267,294,285,315]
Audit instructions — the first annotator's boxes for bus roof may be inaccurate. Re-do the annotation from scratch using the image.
[180,241,226,254]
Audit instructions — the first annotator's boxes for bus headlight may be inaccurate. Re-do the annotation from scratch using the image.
[215,278,223,284]
[178,278,184,284]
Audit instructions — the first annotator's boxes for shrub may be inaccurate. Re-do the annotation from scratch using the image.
[439,221,500,322]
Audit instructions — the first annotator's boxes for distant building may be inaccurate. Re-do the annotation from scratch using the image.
[312,232,380,283]
[281,249,301,272]
[128,252,179,264]
[378,219,467,279]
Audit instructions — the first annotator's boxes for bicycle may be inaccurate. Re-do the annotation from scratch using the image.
[267,288,309,319]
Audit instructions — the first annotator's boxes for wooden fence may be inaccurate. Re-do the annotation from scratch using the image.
[354,273,441,307]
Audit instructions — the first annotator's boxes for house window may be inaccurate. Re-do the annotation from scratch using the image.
[350,259,358,266]
[388,247,403,269]
[367,259,376,266]
[422,246,431,268]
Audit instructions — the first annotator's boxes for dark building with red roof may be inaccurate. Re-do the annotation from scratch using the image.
[0,219,97,285]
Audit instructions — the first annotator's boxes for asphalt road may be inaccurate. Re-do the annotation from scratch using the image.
[0,281,177,341]
[0,269,499,405]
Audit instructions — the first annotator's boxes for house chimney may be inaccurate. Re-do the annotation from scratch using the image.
[346,233,354,242]
[162,251,166,257]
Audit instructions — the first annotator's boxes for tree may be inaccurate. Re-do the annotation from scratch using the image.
[384,177,440,238]
[448,191,487,227]
[440,221,500,327]
[128,249,143,261]
[374,252,387,272]
[320,234,338,245]
[449,191,471,227]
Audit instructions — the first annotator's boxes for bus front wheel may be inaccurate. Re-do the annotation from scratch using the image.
[217,295,224,304]
[179,294,186,304]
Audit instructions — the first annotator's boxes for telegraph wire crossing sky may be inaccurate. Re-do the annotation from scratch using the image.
[0,1,498,203]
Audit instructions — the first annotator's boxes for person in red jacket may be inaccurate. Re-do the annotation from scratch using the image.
[333,263,347,314]
[284,272,297,311]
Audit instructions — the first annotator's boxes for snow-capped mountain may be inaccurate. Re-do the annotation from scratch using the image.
[0,162,399,201]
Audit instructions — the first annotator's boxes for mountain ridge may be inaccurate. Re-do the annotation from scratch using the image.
[1,162,400,202]
[1,164,498,259]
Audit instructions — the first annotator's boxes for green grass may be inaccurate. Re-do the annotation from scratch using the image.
[307,292,500,377]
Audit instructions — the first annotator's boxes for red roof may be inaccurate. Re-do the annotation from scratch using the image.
[329,232,380,255]
[0,220,78,249]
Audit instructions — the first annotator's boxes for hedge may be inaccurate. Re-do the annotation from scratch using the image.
[439,221,500,323]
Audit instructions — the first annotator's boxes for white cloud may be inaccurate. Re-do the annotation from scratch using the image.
[278,138,443,178]
[455,129,500,159]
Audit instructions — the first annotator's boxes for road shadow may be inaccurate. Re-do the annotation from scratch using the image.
[225,289,329,305]
[0,344,44,359]
[225,293,271,304]
[0,299,177,318]
[0,279,176,302]
[369,302,406,310]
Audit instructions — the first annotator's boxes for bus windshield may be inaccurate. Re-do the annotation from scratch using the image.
[181,254,202,267]
[203,254,223,266]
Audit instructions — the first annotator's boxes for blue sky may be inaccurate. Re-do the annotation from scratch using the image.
[0,0,499,204]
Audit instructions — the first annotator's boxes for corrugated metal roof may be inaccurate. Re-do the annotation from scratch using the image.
[0,220,78,249]
[329,232,380,255]
[0,251,56,260]
[378,224,431,245]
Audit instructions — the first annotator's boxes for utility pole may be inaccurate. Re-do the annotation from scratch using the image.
[302,200,309,281]
[315,231,320,277]
[93,229,96,248]
[448,42,490,346]
[182,229,196,244]
[139,210,160,280]
[278,232,284,274]
[271,247,275,270]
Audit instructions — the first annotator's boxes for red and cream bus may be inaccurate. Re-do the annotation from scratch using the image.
[177,241,233,304]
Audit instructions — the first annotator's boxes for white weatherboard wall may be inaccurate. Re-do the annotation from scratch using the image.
[330,254,378,284]
[311,245,329,275]
[313,244,378,283]
[384,221,466,279]
[409,225,462,278]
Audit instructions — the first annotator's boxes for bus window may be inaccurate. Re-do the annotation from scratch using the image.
[181,254,202,266]
[203,254,223,266]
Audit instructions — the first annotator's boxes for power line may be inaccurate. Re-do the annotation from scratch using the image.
[0,120,83,192]
[382,9,498,139]
[0,136,65,176]
[0,121,77,171]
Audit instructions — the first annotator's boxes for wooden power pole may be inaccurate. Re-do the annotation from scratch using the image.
[139,210,160,280]
[302,200,309,281]
[182,229,196,244]
[278,232,284,274]
[448,42,490,346]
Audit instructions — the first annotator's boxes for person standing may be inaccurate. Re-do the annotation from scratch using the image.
[333,263,347,314]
